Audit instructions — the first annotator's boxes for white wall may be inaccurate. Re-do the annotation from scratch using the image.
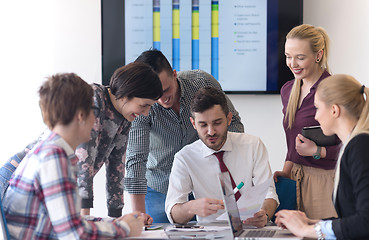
[1,0,368,218]
[0,1,54,157]
[303,0,369,81]
[0,0,101,159]
[0,0,104,214]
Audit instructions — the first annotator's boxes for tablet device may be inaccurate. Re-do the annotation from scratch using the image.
[301,126,337,146]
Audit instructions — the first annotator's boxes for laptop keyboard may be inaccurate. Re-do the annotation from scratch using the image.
[243,230,276,237]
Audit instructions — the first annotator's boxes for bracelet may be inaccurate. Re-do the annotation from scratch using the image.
[314,221,325,240]
[265,213,270,223]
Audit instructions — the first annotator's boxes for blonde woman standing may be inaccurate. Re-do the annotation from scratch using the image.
[276,74,369,239]
[273,24,341,219]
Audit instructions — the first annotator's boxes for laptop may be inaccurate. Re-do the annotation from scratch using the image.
[217,172,302,240]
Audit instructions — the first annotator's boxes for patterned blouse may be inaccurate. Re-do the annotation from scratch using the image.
[76,84,131,217]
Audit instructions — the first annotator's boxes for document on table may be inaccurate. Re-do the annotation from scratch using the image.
[217,176,273,220]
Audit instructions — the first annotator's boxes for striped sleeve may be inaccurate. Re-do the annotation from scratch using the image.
[125,114,151,194]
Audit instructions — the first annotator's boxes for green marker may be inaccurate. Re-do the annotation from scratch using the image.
[233,181,244,194]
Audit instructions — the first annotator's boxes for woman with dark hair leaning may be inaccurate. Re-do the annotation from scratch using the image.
[0,62,163,223]
[273,24,341,219]
[276,74,369,239]
[2,73,145,239]
[77,62,162,220]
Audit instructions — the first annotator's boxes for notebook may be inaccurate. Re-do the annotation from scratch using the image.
[217,172,302,240]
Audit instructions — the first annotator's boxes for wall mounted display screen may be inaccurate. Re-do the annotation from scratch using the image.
[101,0,303,93]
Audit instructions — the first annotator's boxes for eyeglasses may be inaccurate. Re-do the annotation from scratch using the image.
[91,106,100,118]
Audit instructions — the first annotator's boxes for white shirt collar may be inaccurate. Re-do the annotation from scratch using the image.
[201,132,233,158]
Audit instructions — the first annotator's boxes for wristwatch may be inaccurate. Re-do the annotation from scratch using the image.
[314,221,325,240]
[313,146,322,160]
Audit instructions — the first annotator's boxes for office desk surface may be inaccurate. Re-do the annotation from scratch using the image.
[128,223,306,239]
[128,222,231,239]
[129,229,167,239]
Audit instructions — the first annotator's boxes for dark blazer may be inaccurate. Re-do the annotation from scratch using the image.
[332,133,369,239]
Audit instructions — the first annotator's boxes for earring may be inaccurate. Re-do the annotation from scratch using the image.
[316,58,320,62]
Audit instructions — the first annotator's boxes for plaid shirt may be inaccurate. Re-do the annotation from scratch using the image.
[3,132,130,239]
[125,70,244,195]
[2,84,130,218]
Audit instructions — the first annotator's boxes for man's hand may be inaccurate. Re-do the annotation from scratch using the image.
[171,197,224,224]
[142,213,153,225]
[116,212,144,237]
[187,198,224,217]
[129,194,152,224]
[115,212,152,225]
[243,209,268,228]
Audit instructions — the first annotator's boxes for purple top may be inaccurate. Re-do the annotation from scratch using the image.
[281,71,341,170]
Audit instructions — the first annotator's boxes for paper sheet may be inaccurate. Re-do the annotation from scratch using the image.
[217,176,273,220]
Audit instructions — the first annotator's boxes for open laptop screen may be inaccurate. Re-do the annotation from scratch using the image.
[217,172,302,240]
[218,172,243,234]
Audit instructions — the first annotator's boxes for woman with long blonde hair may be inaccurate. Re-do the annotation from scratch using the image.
[273,24,341,219]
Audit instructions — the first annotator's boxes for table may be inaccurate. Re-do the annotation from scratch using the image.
[128,222,232,239]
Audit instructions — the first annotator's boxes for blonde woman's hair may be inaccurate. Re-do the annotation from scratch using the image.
[284,24,331,129]
[316,74,369,138]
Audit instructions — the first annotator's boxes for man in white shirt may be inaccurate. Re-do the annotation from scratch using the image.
[165,87,278,227]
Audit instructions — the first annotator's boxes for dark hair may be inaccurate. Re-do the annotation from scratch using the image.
[190,87,229,117]
[109,62,163,100]
[134,49,173,75]
[39,73,93,129]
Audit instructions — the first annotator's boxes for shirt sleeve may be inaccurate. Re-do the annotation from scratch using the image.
[0,136,43,199]
[320,220,336,239]
[124,114,151,195]
[0,154,21,199]
[39,148,129,239]
[165,153,192,223]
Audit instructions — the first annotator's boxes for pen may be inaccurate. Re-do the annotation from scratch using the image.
[233,181,244,194]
